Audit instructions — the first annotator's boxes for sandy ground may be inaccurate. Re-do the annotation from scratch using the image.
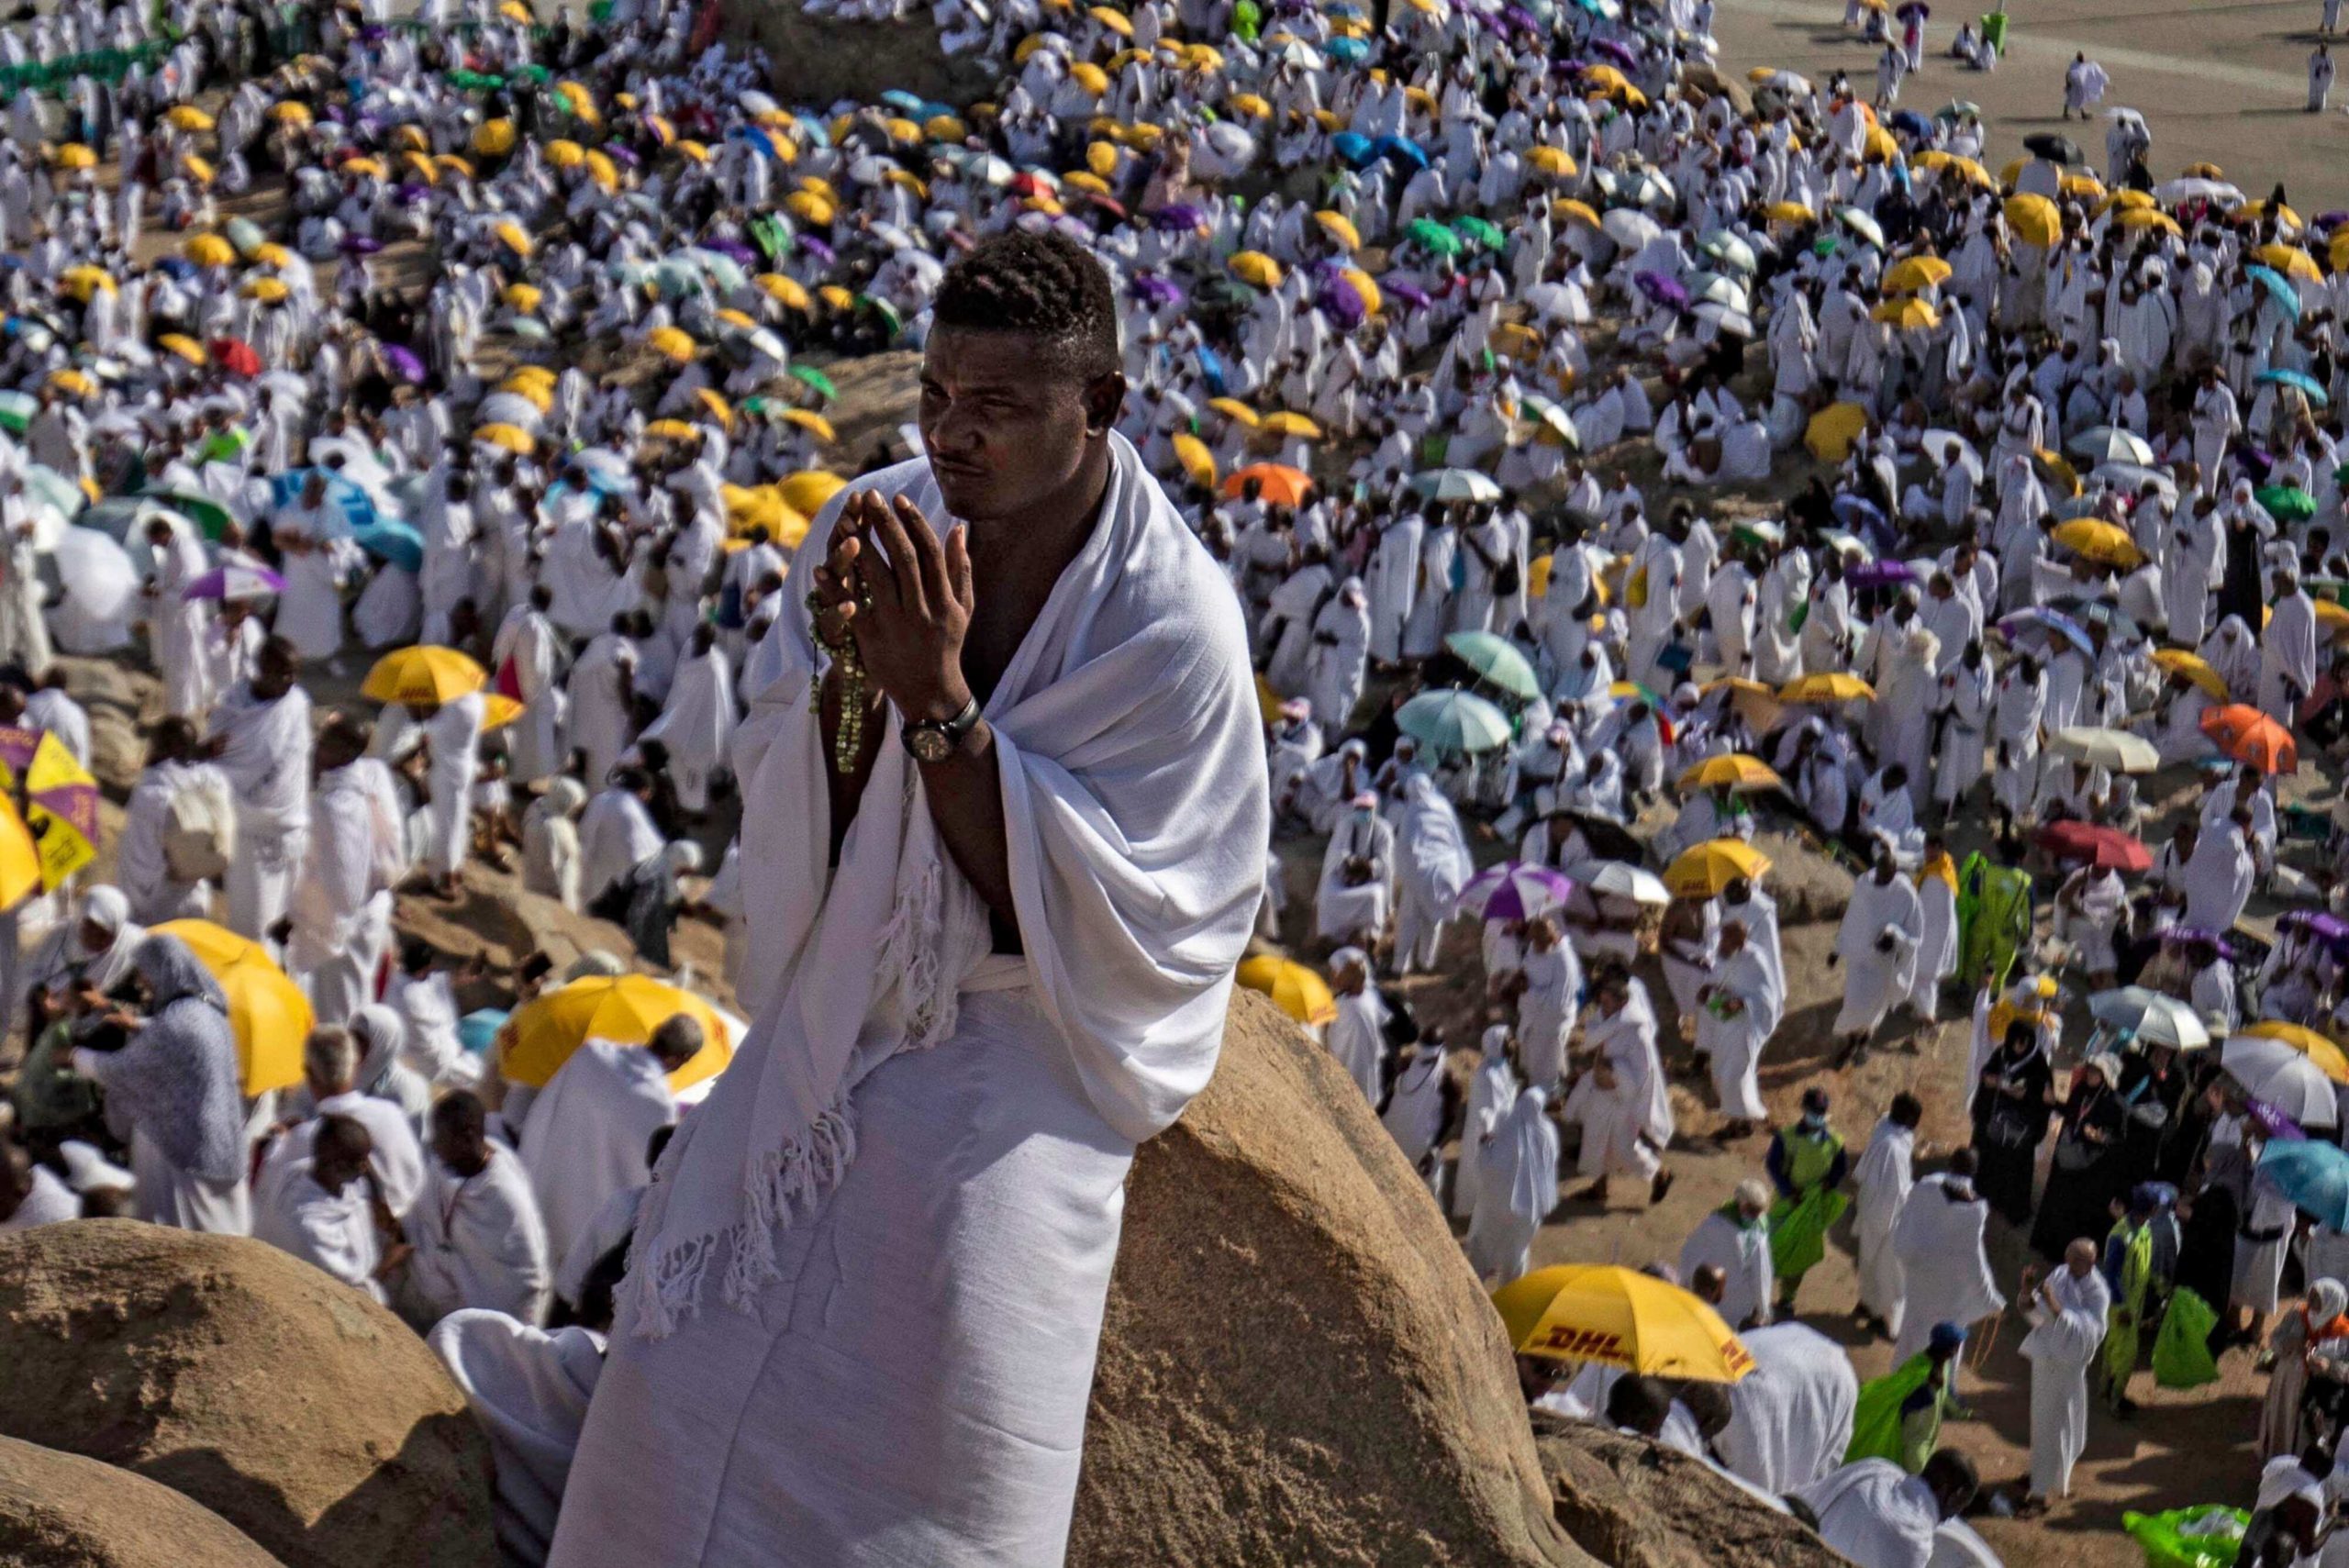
[1709,0,2349,207]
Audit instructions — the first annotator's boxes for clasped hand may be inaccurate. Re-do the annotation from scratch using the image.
[808,491,978,726]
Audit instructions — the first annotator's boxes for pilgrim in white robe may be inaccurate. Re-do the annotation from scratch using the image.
[2020,1265,2110,1498]
[1316,803,1393,943]
[2183,821,2255,934]
[1466,1084,1558,1282]
[286,761,405,1026]
[1323,980,1388,1105]
[519,1040,679,1269]
[576,785,664,907]
[421,693,486,880]
[1833,873,1924,1036]
[550,437,1267,1568]
[1562,983,1673,1183]
[1516,935,1583,1090]
[401,1143,553,1328]
[1889,1174,2007,1364]
[1853,1116,1917,1332]
[147,517,216,717]
[430,1310,606,1568]
[255,1160,386,1303]
[1,1164,80,1231]
[260,1088,427,1224]
[1681,1207,1774,1329]
[492,604,568,784]
[1720,1322,1860,1494]
[1381,1041,1451,1198]
[1696,945,1779,1122]
[210,679,314,940]
[1796,1460,1943,1568]
[564,631,638,788]
[640,639,739,815]
[1452,1027,1519,1220]
[1909,869,1959,1018]
[117,757,233,923]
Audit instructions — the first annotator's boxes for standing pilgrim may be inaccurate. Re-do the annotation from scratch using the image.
[207,636,316,940]
[550,235,1269,1568]
[1854,1094,1922,1339]
[1831,845,1923,1065]
[2016,1240,2111,1516]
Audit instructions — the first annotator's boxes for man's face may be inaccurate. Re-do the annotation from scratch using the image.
[918,327,1115,526]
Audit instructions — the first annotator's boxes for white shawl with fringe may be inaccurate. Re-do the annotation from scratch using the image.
[627,432,1267,1336]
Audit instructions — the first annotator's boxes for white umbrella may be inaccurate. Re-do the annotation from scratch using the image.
[2222,1035,2341,1129]
[1600,208,1660,251]
[2152,177,2243,208]
[2088,987,2210,1051]
[2048,725,2160,773]
[1273,38,1324,68]
[740,89,780,117]
[47,525,140,654]
[2067,426,2154,465]
[1568,860,1672,906]
[2091,462,2175,499]
[1412,468,1503,503]
[476,391,545,430]
[1837,206,1886,248]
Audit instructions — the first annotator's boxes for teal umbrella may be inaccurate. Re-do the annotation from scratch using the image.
[137,486,235,539]
[2256,484,2318,524]
[1452,215,1505,250]
[1443,632,1541,701]
[1403,217,1463,257]
[789,364,838,402]
[1396,687,1514,754]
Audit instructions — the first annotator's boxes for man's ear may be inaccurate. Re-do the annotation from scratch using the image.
[1083,372,1127,437]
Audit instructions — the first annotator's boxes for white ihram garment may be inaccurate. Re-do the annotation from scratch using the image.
[551,438,1266,1568]
[1888,1175,2006,1366]
[2021,1267,2110,1498]
[430,1311,605,1567]
[1720,1322,1861,1493]
[1853,1118,1916,1332]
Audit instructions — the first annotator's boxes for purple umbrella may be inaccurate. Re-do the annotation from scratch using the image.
[182,563,287,601]
[1501,4,1540,29]
[797,236,836,263]
[340,235,384,255]
[380,344,426,383]
[1634,270,1689,309]
[1591,38,1641,66]
[2250,1100,2310,1142]
[607,144,641,167]
[2283,908,2349,953]
[1456,862,1575,922]
[1151,203,1208,231]
[1847,560,1917,590]
[396,182,432,202]
[1317,280,1365,328]
[2315,211,2349,232]
[1385,280,1432,309]
[2160,925,2234,959]
[705,238,758,262]
[1130,274,1183,306]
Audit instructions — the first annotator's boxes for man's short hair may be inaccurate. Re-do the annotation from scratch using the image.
[305,1026,359,1089]
[432,1090,487,1143]
[932,230,1119,384]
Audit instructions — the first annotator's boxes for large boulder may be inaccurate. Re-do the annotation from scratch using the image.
[1531,1414,1848,1568]
[0,1435,285,1568]
[1069,988,1595,1567]
[0,1222,495,1568]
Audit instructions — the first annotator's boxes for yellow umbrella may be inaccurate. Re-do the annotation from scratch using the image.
[544,138,584,168]
[472,119,518,157]
[435,153,476,180]
[642,420,704,445]
[1676,753,1784,794]
[150,919,314,1095]
[1665,839,1774,897]
[1803,402,1868,462]
[2033,446,2082,498]
[1882,255,1952,295]
[2235,200,2303,233]
[1208,396,1261,428]
[781,469,848,518]
[494,220,533,257]
[1230,250,1284,288]
[796,172,839,200]
[340,156,387,180]
[553,80,599,123]
[2053,517,2143,567]
[362,645,489,706]
[269,101,313,126]
[785,189,837,225]
[1580,63,1631,95]
[1263,411,1320,439]
[500,0,533,18]
[695,388,733,429]
[1314,210,1361,250]
[1870,296,1939,329]
[1087,3,1134,33]
[643,113,674,146]
[1228,93,1272,120]
[473,423,536,456]
[240,277,291,303]
[782,408,837,442]
[584,150,619,192]
[2254,244,2322,283]
[1069,61,1110,95]
[51,143,96,171]
[181,153,216,184]
[1526,145,1576,177]
[2151,647,2228,698]
[1552,198,1602,228]
[818,284,856,312]
[47,369,94,398]
[2115,208,2182,236]
[1340,266,1381,316]
[503,284,544,314]
[1171,432,1217,487]
[1779,672,1876,703]
[2058,172,2105,201]
[1063,171,1110,195]
[496,377,553,415]
[647,326,697,362]
[713,307,759,332]
[1764,200,1815,223]
[166,105,214,132]
[0,795,38,910]
[59,265,116,301]
[2096,189,2155,215]
[1086,139,1120,178]
[2004,193,2061,247]
[2240,1020,2349,1084]
[501,974,733,1092]
[927,114,967,141]
[184,233,236,266]
[157,333,206,366]
[1493,1265,1754,1380]
[1235,954,1338,1027]
[1863,125,1898,161]
[757,272,812,310]
[2332,232,2349,272]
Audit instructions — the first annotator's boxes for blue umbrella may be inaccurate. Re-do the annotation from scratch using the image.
[1888,108,1932,139]
[1374,134,1430,171]
[2257,367,2332,407]
[1331,131,1375,167]
[1197,344,1229,396]
[2260,1139,2349,1230]
[1328,35,1369,62]
[350,517,425,572]
[268,470,375,532]
[1998,606,2095,656]
[880,89,927,112]
[2246,264,2303,321]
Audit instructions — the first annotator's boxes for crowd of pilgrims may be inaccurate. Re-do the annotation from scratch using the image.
[5,0,2349,1548]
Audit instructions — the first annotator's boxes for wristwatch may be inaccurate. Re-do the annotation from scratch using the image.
[902,697,982,763]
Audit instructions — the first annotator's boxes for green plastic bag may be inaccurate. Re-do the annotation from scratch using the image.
[2153,1286,2220,1390]
[2121,1504,2247,1568]
[1768,1185,1850,1281]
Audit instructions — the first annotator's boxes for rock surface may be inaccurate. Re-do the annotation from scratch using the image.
[0,1435,286,1568]
[1531,1413,1849,1568]
[1069,987,1596,1567]
[0,1222,495,1568]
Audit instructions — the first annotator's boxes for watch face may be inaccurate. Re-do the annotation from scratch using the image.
[909,727,954,763]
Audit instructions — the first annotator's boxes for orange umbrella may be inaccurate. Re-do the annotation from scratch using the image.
[2199,704,2297,773]
[1221,462,1313,507]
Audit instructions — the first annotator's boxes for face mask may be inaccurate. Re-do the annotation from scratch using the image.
[1801,1114,1826,1134]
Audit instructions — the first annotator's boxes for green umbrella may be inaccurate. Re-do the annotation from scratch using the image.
[2257,484,2317,524]
[857,295,904,339]
[1452,215,1505,250]
[1403,217,1463,257]
[1395,687,1514,754]
[1442,632,1541,701]
[137,486,234,539]
[0,390,34,436]
[789,364,838,403]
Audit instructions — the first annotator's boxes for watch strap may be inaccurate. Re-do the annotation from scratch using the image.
[903,696,981,757]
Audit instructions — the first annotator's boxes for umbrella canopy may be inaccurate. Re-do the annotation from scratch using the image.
[2256,485,2319,524]
[2004,194,2062,247]
[0,796,39,911]
[2089,987,2211,1051]
[502,974,734,1092]
[1222,463,1312,506]
[2223,1034,2344,1127]
[2259,1140,2349,1230]
[1396,688,1515,754]
[1677,753,1785,794]
[1665,839,1772,896]
[183,564,286,602]
[362,645,488,706]
[2240,1020,2349,1083]
[2023,132,2085,163]
[1882,255,1952,295]
[1443,631,1541,700]
[2246,265,2303,321]
[1998,606,2095,656]
[1493,1265,1754,1380]
[1456,862,1576,922]
[2066,427,2155,467]
[2257,368,2331,407]
[1413,468,1504,504]
[2151,648,2230,698]
[150,919,313,1095]
[1698,230,1757,273]
[1235,954,1338,1026]
[2048,725,2159,773]
[1568,860,1673,905]
[2034,820,2152,873]
[1803,403,1868,462]
[1777,672,1876,703]
[2199,704,2297,773]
